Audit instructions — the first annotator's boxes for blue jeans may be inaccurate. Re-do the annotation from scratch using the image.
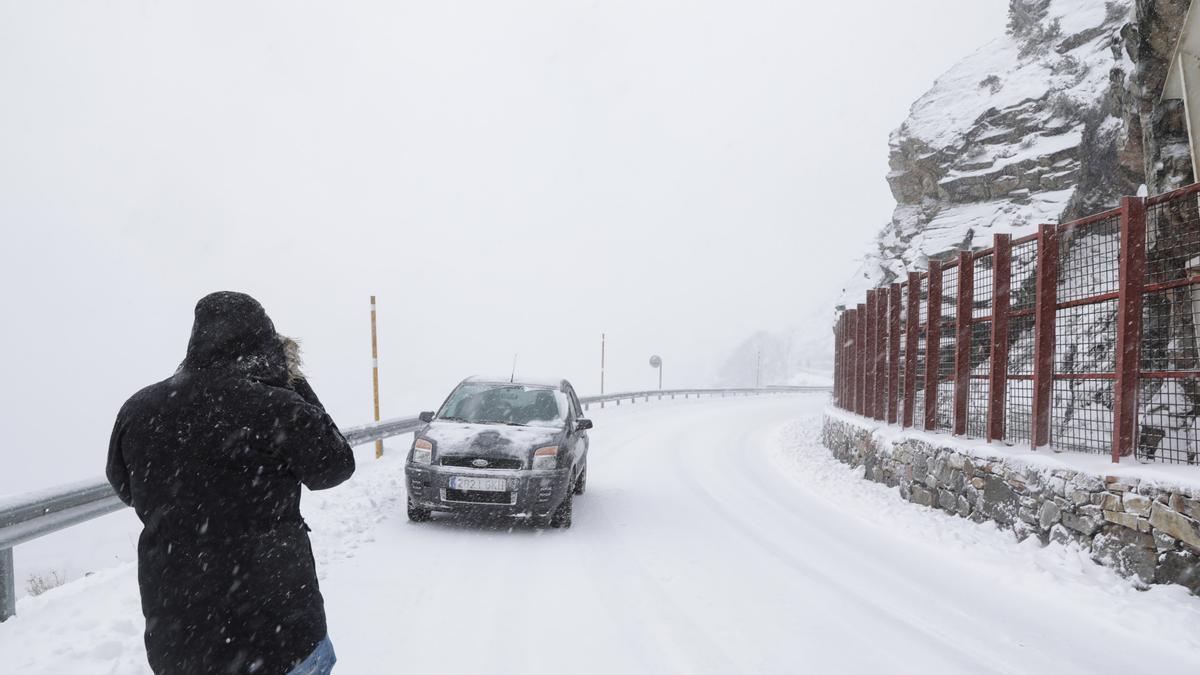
[288,635,336,675]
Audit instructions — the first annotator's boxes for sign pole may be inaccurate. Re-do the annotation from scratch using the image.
[371,295,383,459]
[600,333,606,409]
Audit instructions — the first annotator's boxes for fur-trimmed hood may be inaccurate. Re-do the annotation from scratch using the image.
[180,291,303,384]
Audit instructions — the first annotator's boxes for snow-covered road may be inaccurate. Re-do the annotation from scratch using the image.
[4,394,1200,673]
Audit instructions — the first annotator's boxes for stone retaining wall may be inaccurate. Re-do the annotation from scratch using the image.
[822,411,1200,593]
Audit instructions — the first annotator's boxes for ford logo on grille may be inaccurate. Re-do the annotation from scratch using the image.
[471,459,490,468]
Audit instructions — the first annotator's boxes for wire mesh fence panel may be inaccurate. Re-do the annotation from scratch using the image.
[897,284,907,425]
[1006,378,1034,443]
[973,253,994,321]
[831,181,1200,463]
[1138,188,1200,463]
[920,274,930,327]
[880,296,889,421]
[967,253,994,437]
[1054,300,1118,379]
[1005,238,1039,444]
[1052,212,1120,454]
[912,277,929,426]
[1011,238,1039,312]
[1006,314,1037,444]
[1051,377,1114,453]
[1138,377,1199,463]
[968,376,989,437]
[1057,214,1120,303]
[936,263,959,431]
[879,295,889,419]
[968,319,991,439]
[1052,300,1118,453]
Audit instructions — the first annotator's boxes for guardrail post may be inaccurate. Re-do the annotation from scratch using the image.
[875,288,888,421]
[1113,196,1147,462]
[955,251,973,435]
[903,272,920,427]
[1032,223,1060,450]
[888,283,901,424]
[856,302,867,415]
[925,264,943,431]
[1,547,13,622]
[988,234,1011,442]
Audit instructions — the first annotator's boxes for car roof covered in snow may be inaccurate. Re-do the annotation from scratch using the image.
[462,375,570,390]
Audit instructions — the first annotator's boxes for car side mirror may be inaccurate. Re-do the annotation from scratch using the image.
[575,418,593,431]
[418,411,435,423]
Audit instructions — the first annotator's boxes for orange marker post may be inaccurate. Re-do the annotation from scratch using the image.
[371,295,383,458]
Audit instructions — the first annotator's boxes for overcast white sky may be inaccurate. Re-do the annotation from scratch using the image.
[0,1,1007,493]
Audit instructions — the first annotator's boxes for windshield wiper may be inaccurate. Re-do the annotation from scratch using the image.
[439,415,470,423]
[478,420,525,426]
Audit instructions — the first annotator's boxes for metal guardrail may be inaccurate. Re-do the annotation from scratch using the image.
[579,385,828,408]
[0,385,829,621]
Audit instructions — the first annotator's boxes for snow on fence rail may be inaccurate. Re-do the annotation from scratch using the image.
[0,385,829,621]
[833,183,1200,466]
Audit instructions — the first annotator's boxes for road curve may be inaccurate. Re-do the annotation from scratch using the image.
[319,395,1200,674]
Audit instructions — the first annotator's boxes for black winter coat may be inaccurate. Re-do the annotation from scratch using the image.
[107,292,355,675]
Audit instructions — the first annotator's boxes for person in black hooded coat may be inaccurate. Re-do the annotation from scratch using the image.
[107,292,355,675]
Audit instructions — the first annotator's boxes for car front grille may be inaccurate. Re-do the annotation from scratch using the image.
[442,488,515,505]
[439,456,523,470]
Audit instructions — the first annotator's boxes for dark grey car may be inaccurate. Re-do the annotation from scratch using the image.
[405,377,591,528]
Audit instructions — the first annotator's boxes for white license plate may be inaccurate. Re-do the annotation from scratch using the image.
[449,476,508,492]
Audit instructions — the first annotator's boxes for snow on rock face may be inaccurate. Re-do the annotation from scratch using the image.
[841,0,1138,306]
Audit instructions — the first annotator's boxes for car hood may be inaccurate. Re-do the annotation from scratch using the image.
[422,421,564,459]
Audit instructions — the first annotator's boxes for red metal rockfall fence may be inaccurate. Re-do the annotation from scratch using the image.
[833,183,1200,464]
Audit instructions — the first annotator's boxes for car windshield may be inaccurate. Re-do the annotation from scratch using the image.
[437,383,568,428]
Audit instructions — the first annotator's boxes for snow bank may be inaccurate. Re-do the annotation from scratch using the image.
[822,408,1200,592]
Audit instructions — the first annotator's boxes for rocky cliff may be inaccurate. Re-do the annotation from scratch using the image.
[839,0,1192,306]
[719,0,1192,393]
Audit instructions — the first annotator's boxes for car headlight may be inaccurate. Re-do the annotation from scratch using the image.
[532,446,559,470]
[412,438,433,465]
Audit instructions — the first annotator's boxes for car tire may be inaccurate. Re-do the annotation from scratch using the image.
[550,490,573,529]
[573,462,587,496]
[407,496,432,523]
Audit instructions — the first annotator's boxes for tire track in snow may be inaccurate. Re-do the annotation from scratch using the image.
[579,408,744,675]
[666,411,1005,675]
